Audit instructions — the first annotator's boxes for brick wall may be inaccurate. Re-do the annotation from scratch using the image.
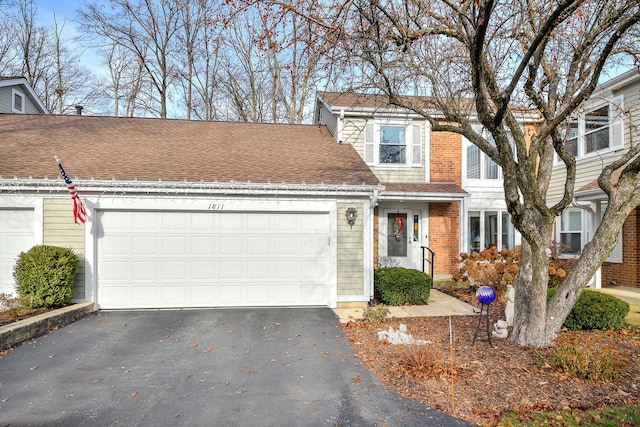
[430,129,462,185]
[429,202,460,276]
[602,207,640,288]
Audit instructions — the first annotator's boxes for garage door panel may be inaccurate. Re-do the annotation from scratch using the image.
[219,260,243,279]
[190,236,216,255]
[131,236,157,255]
[191,261,216,279]
[132,261,159,279]
[247,261,271,279]
[101,236,130,255]
[0,209,34,293]
[219,285,244,305]
[101,261,129,280]
[162,261,186,279]
[302,237,327,255]
[162,236,187,254]
[162,286,189,305]
[301,284,328,304]
[97,210,331,309]
[247,285,271,305]
[132,287,159,305]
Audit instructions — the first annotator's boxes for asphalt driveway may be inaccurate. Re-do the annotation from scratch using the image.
[0,308,473,426]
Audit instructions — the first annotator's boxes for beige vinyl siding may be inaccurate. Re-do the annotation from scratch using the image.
[336,202,365,296]
[342,117,427,183]
[43,198,86,299]
[547,80,640,205]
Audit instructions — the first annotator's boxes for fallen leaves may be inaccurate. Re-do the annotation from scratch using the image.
[342,314,640,427]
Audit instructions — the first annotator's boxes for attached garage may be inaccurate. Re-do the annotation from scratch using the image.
[2,115,380,309]
[0,208,35,294]
[96,210,332,309]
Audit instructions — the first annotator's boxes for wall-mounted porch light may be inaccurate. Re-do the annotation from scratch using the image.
[345,207,358,229]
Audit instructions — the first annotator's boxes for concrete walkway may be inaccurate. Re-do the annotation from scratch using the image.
[598,285,640,306]
[333,289,476,323]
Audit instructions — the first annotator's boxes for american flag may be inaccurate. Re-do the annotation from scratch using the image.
[55,156,87,224]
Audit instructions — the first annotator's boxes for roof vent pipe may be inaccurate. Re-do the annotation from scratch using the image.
[75,105,83,115]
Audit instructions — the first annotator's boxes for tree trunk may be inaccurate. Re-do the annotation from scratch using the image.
[510,240,552,346]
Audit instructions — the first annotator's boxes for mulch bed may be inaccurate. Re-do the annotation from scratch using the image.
[341,288,640,426]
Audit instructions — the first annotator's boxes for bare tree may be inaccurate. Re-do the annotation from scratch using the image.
[79,0,183,118]
[330,0,640,346]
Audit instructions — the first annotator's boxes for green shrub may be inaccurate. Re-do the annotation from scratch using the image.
[548,288,629,330]
[362,304,390,323]
[374,267,432,306]
[13,245,78,308]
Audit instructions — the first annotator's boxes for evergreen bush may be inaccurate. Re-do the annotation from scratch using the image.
[548,288,629,330]
[374,267,432,306]
[13,245,78,308]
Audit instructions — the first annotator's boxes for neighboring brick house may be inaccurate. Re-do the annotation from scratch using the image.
[314,92,538,280]
[547,69,640,288]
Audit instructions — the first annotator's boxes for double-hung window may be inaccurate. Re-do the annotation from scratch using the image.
[559,209,583,255]
[561,98,623,160]
[466,129,507,181]
[364,121,422,167]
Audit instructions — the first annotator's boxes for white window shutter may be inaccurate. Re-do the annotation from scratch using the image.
[610,96,624,149]
[412,124,422,165]
[364,123,374,163]
[606,230,623,263]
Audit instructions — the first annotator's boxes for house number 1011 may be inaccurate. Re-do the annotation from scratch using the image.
[208,203,225,210]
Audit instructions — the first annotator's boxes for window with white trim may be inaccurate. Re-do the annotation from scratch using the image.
[11,89,25,113]
[558,204,623,262]
[364,121,422,166]
[560,98,624,160]
[465,129,510,180]
[559,209,583,255]
[468,210,516,253]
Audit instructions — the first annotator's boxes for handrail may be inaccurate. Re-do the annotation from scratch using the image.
[421,246,435,278]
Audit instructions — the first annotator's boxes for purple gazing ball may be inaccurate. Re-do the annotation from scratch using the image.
[476,286,496,304]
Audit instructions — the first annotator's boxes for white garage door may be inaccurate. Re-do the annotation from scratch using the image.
[96,211,331,309]
[0,209,34,295]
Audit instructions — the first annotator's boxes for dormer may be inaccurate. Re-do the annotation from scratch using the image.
[0,76,49,114]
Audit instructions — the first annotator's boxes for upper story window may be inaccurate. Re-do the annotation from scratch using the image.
[561,98,624,161]
[12,88,25,113]
[364,121,422,167]
[465,129,508,181]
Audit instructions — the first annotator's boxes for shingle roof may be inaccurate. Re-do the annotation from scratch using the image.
[383,182,468,195]
[0,114,379,186]
[317,91,538,117]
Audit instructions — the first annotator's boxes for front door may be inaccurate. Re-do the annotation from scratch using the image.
[383,209,423,269]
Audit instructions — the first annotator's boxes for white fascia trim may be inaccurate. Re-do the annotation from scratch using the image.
[0,178,381,198]
[379,192,469,202]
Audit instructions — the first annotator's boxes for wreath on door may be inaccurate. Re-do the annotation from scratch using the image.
[393,216,404,241]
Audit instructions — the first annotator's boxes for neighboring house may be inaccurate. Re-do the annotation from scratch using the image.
[0,76,49,114]
[314,92,538,279]
[548,69,640,288]
[0,114,381,309]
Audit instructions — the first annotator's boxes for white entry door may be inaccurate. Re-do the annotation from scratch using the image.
[382,209,423,270]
